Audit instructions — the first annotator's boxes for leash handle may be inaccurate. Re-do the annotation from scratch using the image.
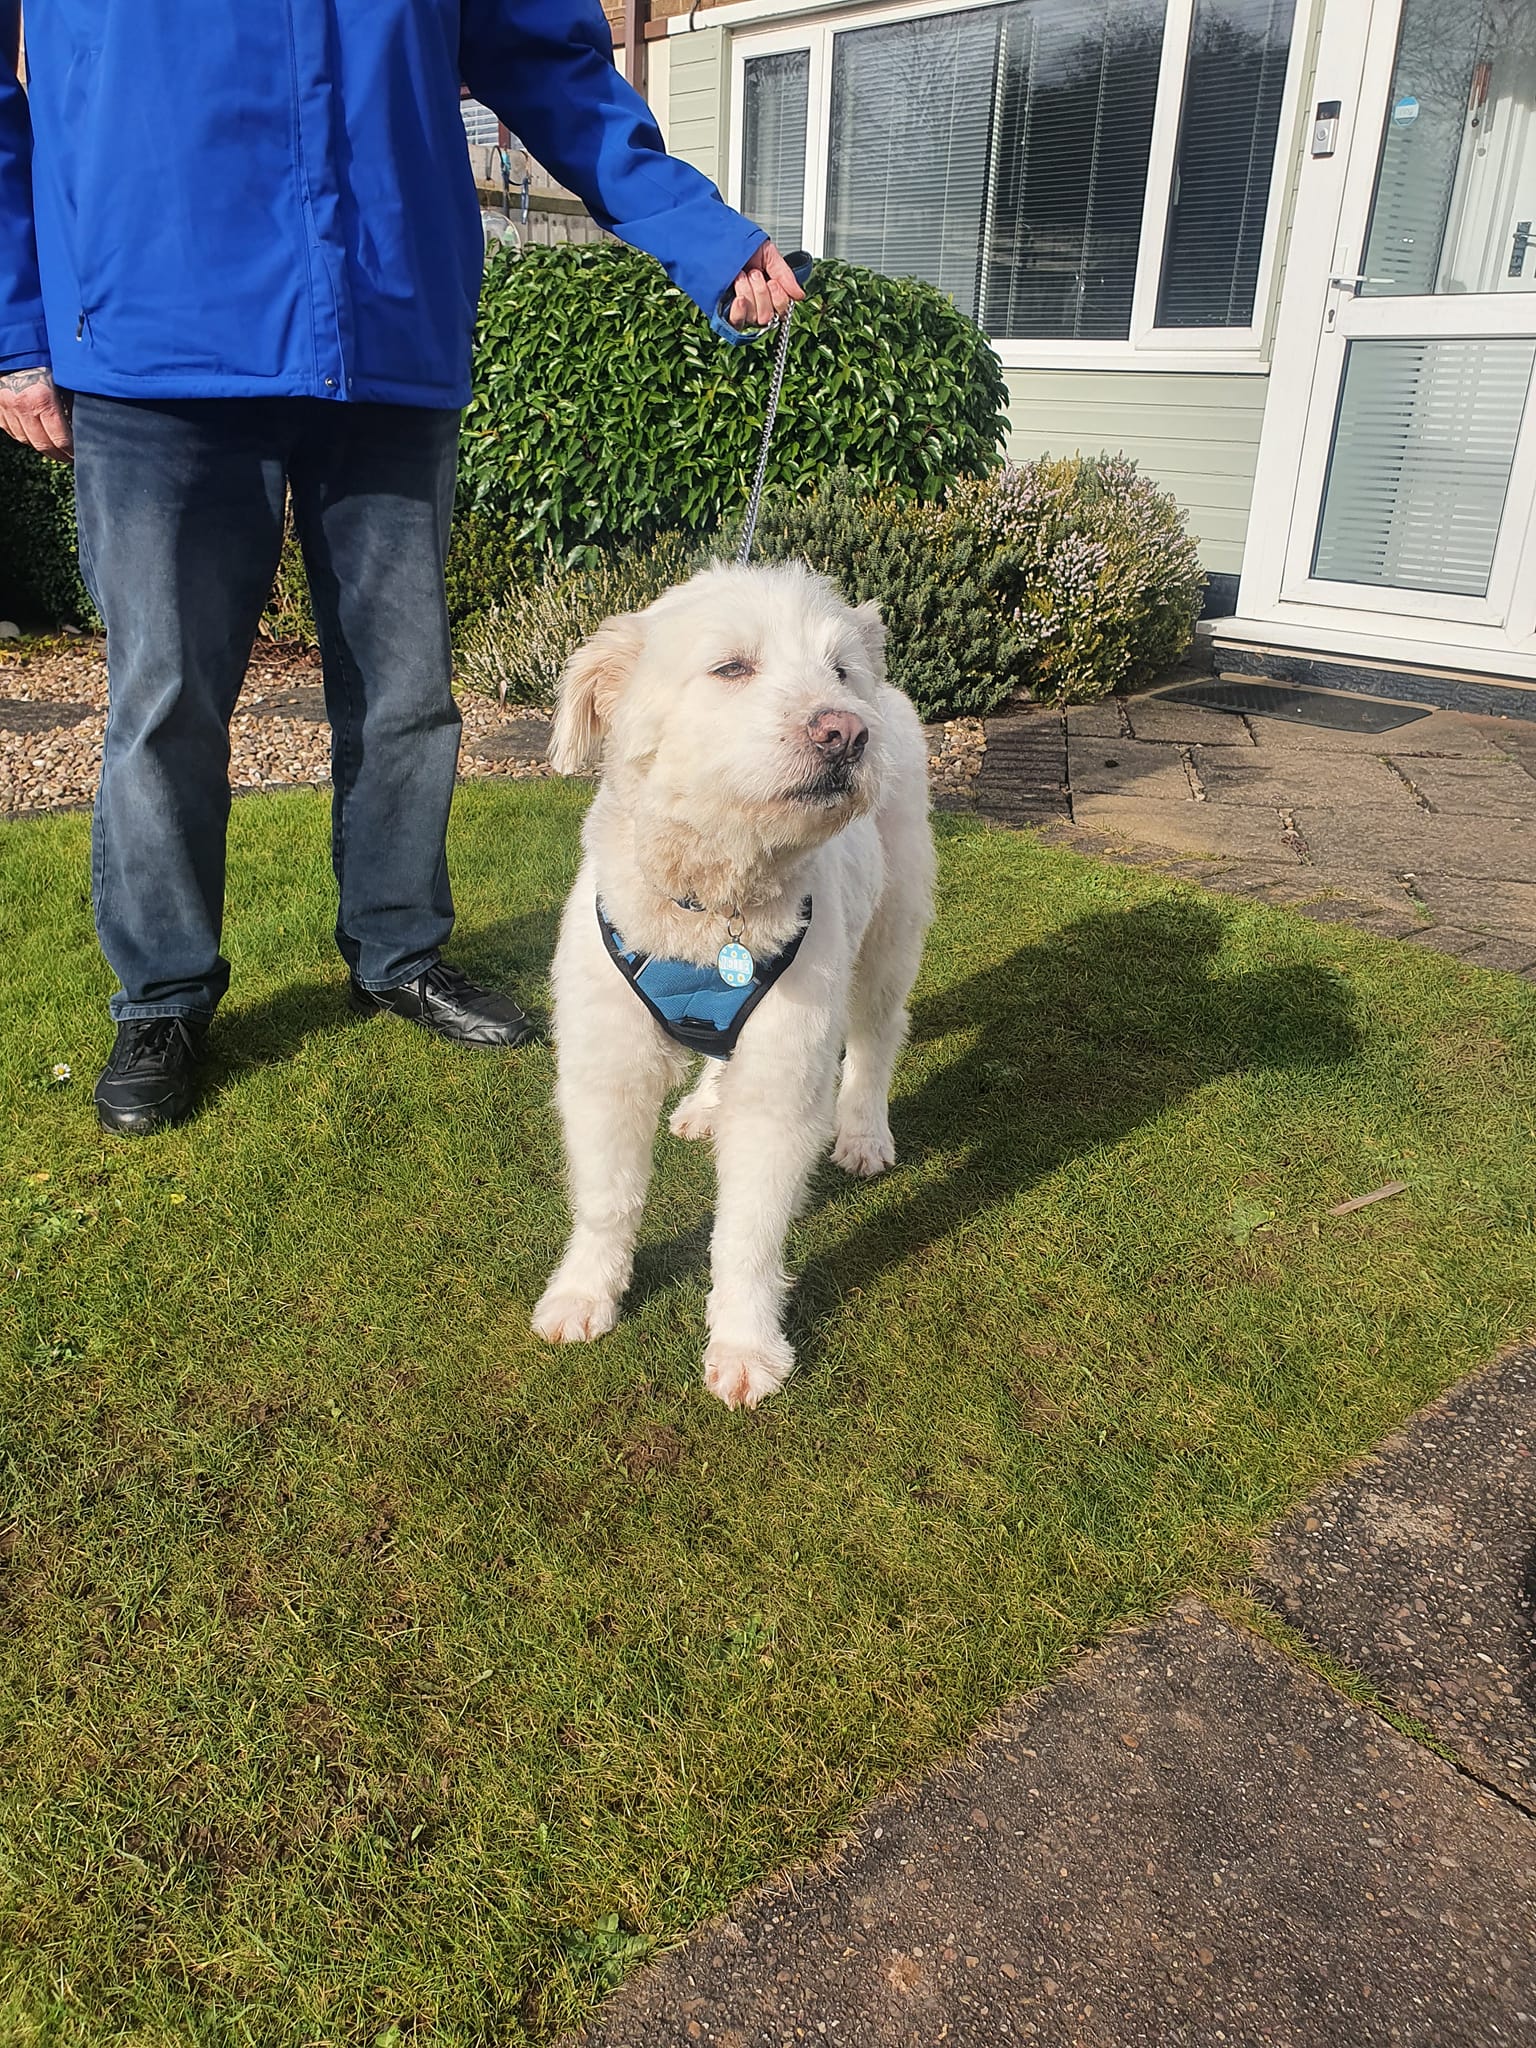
[738,250,814,567]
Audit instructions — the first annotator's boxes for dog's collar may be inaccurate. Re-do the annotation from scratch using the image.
[596,896,812,1061]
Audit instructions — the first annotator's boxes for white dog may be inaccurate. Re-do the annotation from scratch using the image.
[532,560,935,1408]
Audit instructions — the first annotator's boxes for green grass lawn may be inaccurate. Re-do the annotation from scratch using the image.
[2,780,1534,2046]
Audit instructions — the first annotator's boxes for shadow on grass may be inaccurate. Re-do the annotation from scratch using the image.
[196,905,564,1098]
[791,894,1360,1338]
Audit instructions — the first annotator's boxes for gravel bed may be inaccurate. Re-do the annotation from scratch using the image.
[3,637,986,818]
[924,716,986,808]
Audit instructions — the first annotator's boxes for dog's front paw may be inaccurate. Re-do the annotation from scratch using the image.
[832,1120,896,1179]
[531,1287,619,1344]
[668,1095,716,1143]
[703,1335,794,1410]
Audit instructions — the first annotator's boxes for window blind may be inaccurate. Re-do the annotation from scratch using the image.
[1156,0,1296,327]
[1312,338,1536,596]
[742,52,811,257]
[982,0,1166,340]
[824,10,1003,319]
[823,0,1165,341]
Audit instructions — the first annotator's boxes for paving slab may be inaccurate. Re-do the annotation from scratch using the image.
[575,1601,1536,2048]
[1194,751,1413,812]
[1482,717,1536,766]
[1293,804,1536,882]
[1067,737,1196,802]
[1124,698,1258,747]
[1069,794,1299,862]
[1386,756,1536,817]
[1256,1348,1536,1810]
[0,698,95,734]
[467,715,554,761]
[1407,874,1536,941]
[1065,701,1129,741]
[1400,925,1536,974]
[1244,710,1508,758]
[242,684,330,722]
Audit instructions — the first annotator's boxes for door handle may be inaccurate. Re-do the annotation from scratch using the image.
[1511,221,1532,279]
[1328,274,1394,293]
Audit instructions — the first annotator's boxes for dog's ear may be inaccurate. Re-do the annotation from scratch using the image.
[549,612,646,774]
[851,600,887,675]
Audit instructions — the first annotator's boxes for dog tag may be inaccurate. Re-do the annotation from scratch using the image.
[717,941,755,988]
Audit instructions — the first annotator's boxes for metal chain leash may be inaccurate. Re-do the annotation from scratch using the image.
[737,300,796,567]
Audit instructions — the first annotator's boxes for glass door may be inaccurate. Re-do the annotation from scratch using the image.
[1279,0,1536,640]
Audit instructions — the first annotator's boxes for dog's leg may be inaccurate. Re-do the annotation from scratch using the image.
[702,1049,837,1408]
[532,1037,673,1345]
[668,1058,722,1142]
[832,911,925,1179]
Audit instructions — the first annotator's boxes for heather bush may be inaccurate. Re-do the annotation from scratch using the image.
[950,456,1205,701]
[754,456,1205,715]
[454,532,703,708]
[752,474,1032,720]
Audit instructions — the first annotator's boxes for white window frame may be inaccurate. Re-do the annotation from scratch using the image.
[714,0,1315,372]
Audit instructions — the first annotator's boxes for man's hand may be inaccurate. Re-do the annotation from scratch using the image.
[0,367,72,460]
[726,240,806,330]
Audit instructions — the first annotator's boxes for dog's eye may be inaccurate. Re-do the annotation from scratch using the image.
[834,664,848,682]
[711,658,755,681]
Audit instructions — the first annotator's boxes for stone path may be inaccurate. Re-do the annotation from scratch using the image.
[974,678,1536,982]
[576,1613,1534,2048]
[577,1355,1536,2047]
[1257,1347,1536,1809]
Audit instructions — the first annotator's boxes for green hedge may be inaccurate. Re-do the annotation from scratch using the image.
[459,244,1008,564]
[0,438,96,628]
[4,244,1009,632]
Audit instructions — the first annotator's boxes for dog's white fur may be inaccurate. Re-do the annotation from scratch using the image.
[532,560,935,1408]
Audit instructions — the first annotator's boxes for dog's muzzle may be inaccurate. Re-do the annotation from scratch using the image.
[787,707,869,803]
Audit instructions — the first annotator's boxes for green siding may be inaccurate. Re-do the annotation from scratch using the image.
[1004,370,1270,574]
[665,27,731,187]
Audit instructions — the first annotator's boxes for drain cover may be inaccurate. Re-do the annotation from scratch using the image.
[1155,678,1432,733]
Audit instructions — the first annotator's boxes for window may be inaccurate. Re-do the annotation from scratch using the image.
[743,52,811,253]
[976,0,1165,340]
[731,0,1305,358]
[1157,0,1298,326]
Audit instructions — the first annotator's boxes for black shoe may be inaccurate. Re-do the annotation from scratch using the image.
[348,960,540,1047]
[94,1017,207,1136]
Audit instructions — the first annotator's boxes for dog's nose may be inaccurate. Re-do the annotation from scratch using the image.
[807,709,868,762]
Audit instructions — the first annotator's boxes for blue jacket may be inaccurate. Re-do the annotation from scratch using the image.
[0,1,766,405]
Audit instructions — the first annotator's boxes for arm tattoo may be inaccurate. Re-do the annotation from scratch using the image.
[0,368,53,393]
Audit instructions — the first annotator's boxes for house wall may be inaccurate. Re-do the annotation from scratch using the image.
[1001,371,1268,579]
[660,27,733,187]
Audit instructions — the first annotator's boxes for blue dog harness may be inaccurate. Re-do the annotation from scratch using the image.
[596,897,812,1060]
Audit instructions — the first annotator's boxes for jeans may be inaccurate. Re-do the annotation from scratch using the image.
[70,395,463,1020]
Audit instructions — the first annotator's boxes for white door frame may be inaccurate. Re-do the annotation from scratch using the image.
[1234,0,1536,681]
